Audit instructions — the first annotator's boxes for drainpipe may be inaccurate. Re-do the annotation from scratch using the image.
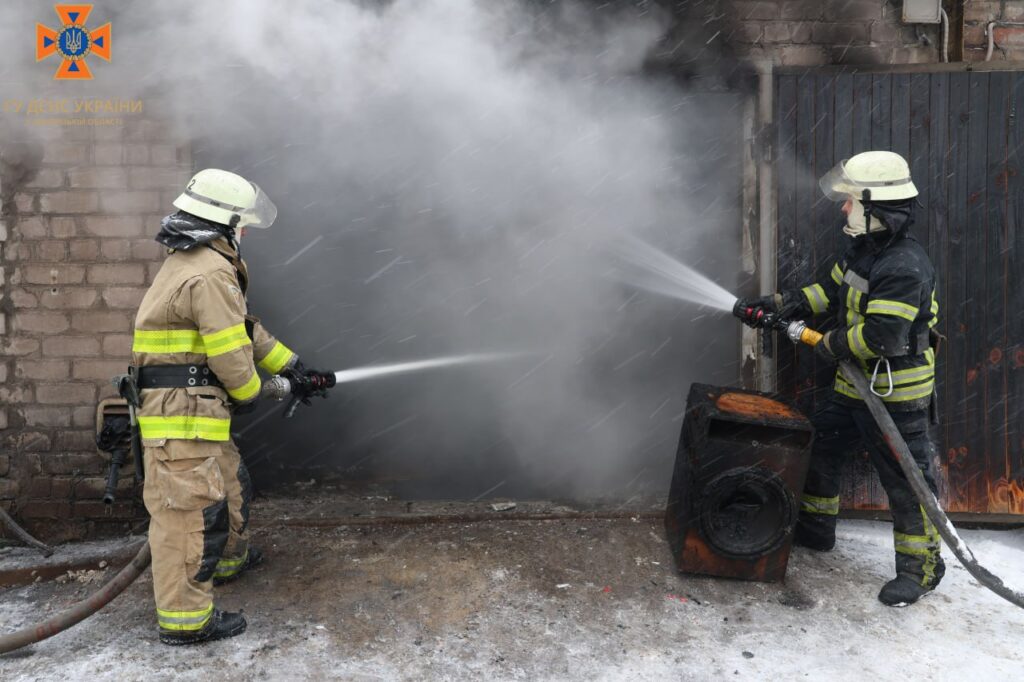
[756,60,776,393]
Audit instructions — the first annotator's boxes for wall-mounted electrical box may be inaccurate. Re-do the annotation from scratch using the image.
[903,0,941,24]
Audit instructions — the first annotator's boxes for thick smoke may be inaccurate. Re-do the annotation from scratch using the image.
[1,1,744,500]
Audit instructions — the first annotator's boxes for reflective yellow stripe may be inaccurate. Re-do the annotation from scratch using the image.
[258,341,294,374]
[133,329,204,354]
[157,603,213,632]
[138,415,231,441]
[830,263,843,285]
[227,373,261,402]
[202,323,251,358]
[214,549,248,578]
[802,284,829,314]
[800,493,839,515]
[846,323,877,360]
[866,298,919,322]
[835,373,934,402]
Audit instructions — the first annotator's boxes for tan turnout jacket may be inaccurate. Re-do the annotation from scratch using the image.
[132,239,296,445]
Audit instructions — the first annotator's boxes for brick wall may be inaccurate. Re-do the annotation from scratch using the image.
[723,0,945,66]
[0,120,191,541]
[964,1,1024,61]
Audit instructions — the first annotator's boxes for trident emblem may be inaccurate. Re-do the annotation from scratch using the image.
[36,4,112,80]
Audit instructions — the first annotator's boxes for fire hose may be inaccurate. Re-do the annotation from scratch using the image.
[0,542,151,655]
[736,302,1024,610]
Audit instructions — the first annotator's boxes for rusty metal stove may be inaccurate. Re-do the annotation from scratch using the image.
[665,384,813,582]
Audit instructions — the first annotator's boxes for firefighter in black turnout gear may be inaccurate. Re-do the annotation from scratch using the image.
[739,151,944,607]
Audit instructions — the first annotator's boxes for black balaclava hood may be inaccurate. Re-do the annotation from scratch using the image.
[156,210,236,251]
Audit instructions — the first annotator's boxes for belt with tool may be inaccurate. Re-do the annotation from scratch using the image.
[135,364,224,389]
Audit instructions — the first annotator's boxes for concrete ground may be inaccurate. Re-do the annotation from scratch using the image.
[1,493,1023,681]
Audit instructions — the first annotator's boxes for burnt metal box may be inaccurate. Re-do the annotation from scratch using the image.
[665,383,813,582]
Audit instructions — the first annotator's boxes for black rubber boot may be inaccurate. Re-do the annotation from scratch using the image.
[793,523,836,552]
[159,609,247,646]
[213,547,264,586]
[878,574,937,607]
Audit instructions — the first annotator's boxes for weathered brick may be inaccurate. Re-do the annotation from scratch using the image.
[828,0,881,21]
[124,144,149,165]
[21,406,73,427]
[778,44,829,65]
[0,479,18,500]
[781,0,824,20]
[10,288,39,308]
[132,239,164,260]
[42,143,90,165]
[1,337,41,356]
[16,311,70,334]
[69,239,101,260]
[0,363,6,383]
[56,429,99,450]
[103,334,133,357]
[0,385,33,404]
[51,217,77,238]
[94,124,124,141]
[17,501,68,520]
[40,287,99,309]
[25,168,65,189]
[869,19,900,44]
[87,263,146,284]
[17,359,70,381]
[74,478,113,500]
[72,310,131,332]
[730,1,778,21]
[4,432,51,452]
[994,27,1024,48]
[73,358,128,381]
[149,144,179,165]
[4,242,32,260]
[21,264,86,284]
[128,166,190,190]
[831,44,890,64]
[99,191,160,214]
[37,382,95,407]
[789,21,814,44]
[73,405,98,428]
[43,452,104,475]
[0,454,9,477]
[964,3,999,23]
[733,21,764,43]
[763,22,791,43]
[14,192,35,212]
[94,143,125,165]
[39,191,99,214]
[36,240,68,261]
[43,336,101,357]
[100,239,132,260]
[102,286,147,309]
[68,167,128,189]
[812,22,870,46]
[125,119,172,142]
[81,215,143,238]
[26,477,52,498]
[891,46,937,64]
[16,216,47,239]
[0,409,7,431]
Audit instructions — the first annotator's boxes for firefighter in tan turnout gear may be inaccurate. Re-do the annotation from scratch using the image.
[131,169,332,645]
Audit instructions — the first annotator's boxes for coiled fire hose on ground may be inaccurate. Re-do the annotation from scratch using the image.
[0,542,151,655]
[743,307,1024,610]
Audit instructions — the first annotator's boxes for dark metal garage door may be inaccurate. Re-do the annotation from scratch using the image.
[774,66,1024,516]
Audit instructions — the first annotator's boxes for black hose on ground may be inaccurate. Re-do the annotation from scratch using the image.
[839,359,1024,610]
[0,542,151,655]
[0,507,54,557]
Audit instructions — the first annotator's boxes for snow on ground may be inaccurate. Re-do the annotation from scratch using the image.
[1,517,1023,681]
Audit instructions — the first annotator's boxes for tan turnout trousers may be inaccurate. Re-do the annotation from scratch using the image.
[143,439,254,632]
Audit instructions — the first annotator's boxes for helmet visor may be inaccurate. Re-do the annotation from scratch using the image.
[818,160,857,202]
[241,184,277,229]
